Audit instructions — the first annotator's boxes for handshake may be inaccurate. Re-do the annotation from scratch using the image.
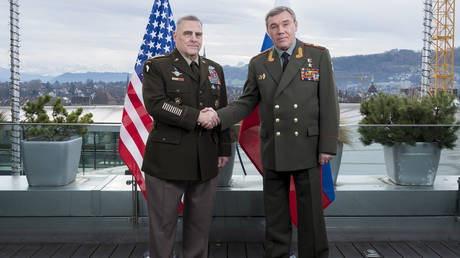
[197,107,220,129]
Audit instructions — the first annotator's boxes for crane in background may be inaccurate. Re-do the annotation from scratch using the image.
[422,0,456,96]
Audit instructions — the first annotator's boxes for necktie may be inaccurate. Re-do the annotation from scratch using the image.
[190,61,199,77]
[281,52,290,72]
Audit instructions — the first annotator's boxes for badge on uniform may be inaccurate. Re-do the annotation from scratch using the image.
[172,77,184,81]
[301,68,320,82]
[207,66,221,85]
[171,66,184,81]
[258,73,266,80]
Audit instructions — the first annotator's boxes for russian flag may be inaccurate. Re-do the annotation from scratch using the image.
[237,2,335,227]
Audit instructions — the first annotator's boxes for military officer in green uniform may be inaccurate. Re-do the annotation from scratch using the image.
[141,15,231,258]
[202,6,339,258]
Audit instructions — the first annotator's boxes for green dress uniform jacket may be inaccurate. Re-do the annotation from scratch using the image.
[218,39,339,171]
[141,48,232,181]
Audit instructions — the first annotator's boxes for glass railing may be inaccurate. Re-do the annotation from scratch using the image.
[232,124,460,180]
[0,123,123,174]
[80,124,124,172]
[0,123,458,181]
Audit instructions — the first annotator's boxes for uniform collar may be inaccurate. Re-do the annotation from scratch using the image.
[274,40,297,58]
[178,51,200,66]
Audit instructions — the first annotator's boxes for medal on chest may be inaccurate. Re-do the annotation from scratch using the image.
[301,68,320,81]
[207,65,221,85]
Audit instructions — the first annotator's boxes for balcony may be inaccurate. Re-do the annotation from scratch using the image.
[0,103,459,257]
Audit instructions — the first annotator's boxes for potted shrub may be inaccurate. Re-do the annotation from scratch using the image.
[329,124,353,185]
[217,123,238,186]
[358,92,459,185]
[22,94,93,186]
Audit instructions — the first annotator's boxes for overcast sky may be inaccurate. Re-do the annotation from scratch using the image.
[0,0,459,76]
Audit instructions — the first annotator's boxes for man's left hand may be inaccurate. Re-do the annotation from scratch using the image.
[318,153,334,165]
[218,156,229,168]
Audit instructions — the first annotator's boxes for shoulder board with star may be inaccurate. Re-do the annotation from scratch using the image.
[200,56,208,62]
[304,43,325,51]
[144,55,167,66]
[151,54,168,59]
[251,49,270,60]
[144,54,170,69]
[200,56,214,66]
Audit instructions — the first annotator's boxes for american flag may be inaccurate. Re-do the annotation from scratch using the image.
[118,0,176,198]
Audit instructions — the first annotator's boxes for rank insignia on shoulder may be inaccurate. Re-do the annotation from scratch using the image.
[304,43,325,50]
[258,73,266,80]
[301,68,320,82]
[145,64,150,73]
[208,66,221,85]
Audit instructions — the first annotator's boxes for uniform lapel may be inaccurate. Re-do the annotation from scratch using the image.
[274,40,308,98]
[199,57,209,87]
[264,48,282,86]
[171,49,199,82]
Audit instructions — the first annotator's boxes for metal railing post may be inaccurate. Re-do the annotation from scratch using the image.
[456,177,460,222]
[126,170,139,225]
[235,142,247,176]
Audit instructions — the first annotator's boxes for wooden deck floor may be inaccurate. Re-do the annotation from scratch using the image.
[0,241,459,257]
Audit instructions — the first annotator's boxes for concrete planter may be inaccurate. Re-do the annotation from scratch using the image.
[329,143,343,185]
[383,142,441,186]
[22,137,82,186]
[217,142,236,187]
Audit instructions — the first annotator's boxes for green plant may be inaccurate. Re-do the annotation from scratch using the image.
[358,92,459,149]
[22,94,93,141]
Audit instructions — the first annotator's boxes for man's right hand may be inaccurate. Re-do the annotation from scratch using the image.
[197,107,220,129]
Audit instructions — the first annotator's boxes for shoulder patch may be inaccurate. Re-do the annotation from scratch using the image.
[252,49,270,59]
[143,61,151,73]
[304,43,325,50]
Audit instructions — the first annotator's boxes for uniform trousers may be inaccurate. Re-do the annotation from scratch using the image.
[145,173,218,258]
[263,166,328,258]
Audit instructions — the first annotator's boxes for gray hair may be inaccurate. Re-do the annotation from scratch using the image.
[265,6,296,27]
[176,15,203,29]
